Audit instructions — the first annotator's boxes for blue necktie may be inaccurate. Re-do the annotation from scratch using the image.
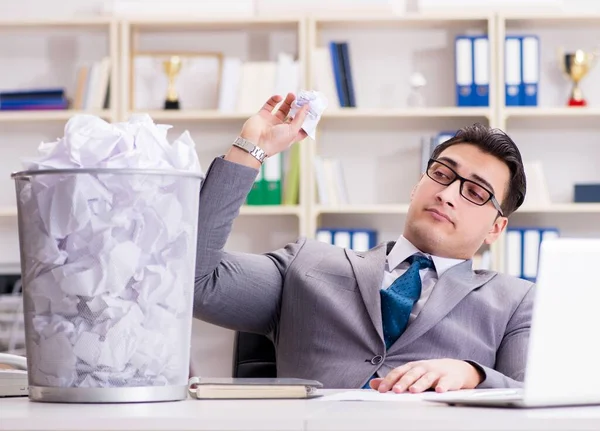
[381,254,434,350]
[362,254,434,389]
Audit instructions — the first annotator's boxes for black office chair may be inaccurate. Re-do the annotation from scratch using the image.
[232,331,277,378]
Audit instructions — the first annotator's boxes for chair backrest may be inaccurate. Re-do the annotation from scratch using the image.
[232,331,277,378]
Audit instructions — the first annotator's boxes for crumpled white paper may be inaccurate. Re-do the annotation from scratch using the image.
[288,90,328,140]
[17,113,203,389]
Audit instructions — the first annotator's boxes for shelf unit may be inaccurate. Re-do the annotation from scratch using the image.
[0,17,120,260]
[2,12,600,276]
[119,16,309,242]
[0,18,120,124]
[492,12,600,272]
[305,14,499,256]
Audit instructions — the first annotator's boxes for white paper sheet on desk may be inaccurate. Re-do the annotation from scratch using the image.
[317,390,430,402]
[316,389,489,402]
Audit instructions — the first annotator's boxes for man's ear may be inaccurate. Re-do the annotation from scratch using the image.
[484,216,508,245]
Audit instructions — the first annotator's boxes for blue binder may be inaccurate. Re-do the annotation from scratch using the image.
[506,227,560,282]
[520,35,539,106]
[472,36,490,107]
[455,35,474,106]
[505,36,522,106]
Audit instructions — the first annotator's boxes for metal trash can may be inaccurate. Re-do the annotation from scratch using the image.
[11,168,202,403]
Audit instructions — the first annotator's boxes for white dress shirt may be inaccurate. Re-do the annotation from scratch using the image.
[381,235,465,324]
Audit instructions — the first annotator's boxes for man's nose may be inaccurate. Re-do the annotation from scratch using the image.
[435,179,461,207]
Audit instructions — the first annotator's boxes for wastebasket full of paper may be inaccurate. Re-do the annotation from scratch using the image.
[11,114,204,403]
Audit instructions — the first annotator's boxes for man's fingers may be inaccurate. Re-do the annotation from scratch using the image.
[274,93,296,120]
[378,363,418,392]
[289,104,308,129]
[408,372,440,393]
[377,364,411,392]
[369,378,383,390]
[294,129,308,142]
[392,366,427,393]
[435,376,459,393]
[260,95,284,114]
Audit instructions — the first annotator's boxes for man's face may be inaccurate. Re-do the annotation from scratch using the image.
[404,143,510,260]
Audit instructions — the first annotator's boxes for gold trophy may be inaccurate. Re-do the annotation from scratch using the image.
[163,56,182,110]
[560,48,598,107]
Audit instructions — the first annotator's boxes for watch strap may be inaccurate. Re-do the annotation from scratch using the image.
[232,137,267,164]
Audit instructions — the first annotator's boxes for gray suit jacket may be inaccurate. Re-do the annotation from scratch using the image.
[194,157,536,389]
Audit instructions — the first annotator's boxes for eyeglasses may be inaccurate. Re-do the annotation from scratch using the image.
[426,159,504,216]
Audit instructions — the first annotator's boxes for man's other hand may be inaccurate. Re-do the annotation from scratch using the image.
[370,359,483,393]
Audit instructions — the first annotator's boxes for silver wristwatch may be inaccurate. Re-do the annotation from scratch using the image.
[232,136,267,164]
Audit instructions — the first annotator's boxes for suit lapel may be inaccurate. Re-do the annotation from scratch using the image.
[388,260,496,354]
[344,242,391,342]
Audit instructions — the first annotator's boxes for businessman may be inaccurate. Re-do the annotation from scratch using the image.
[193,93,533,393]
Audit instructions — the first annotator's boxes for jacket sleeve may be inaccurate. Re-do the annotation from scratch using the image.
[193,156,305,335]
[470,283,536,389]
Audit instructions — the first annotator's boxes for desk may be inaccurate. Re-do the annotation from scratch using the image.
[1,390,600,431]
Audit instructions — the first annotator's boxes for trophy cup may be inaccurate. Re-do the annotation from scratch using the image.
[163,56,182,110]
[560,48,598,107]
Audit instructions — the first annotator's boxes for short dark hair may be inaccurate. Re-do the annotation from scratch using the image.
[430,123,526,217]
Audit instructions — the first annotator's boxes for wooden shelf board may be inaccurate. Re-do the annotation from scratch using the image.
[504,107,600,118]
[0,110,113,122]
[323,107,491,119]
[131,110,252,122]
[315,204,411,215]
[240,205,302,216]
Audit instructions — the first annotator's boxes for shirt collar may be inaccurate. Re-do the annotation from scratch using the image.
[387,235,465,277]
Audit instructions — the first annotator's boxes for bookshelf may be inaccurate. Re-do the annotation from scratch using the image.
[119,16,309,249]
[0,18,120,271]
[1,12,599,275]
[1,9,600,379]
[493,12,600,272]
[305,14,498,259]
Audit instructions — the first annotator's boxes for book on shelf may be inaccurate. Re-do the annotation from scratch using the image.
[0,88,68,111]
[245,145,301,206]
[312,47,340,109]
[73,56,111,111]
[313,155,349,206]
[328,41,356,108]
[520,161,550,209]
[218,52,300,113]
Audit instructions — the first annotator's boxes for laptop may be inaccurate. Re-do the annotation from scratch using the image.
[429,237,600,408]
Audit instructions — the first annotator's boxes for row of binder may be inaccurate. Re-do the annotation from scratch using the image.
[246,146,301,206]
[505,227,559,282]
[316,229,378,252]
[454,35,539,107]
[455,35,490,107]
[505,35,539,106]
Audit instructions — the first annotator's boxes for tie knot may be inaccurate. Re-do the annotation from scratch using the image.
[407,254,434,270]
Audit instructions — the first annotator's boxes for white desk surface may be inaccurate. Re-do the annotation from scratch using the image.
[2,390,600,431]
